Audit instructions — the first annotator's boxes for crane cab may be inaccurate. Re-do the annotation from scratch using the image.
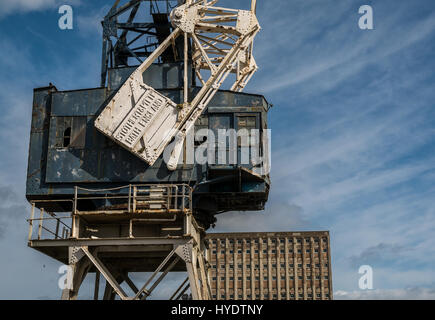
[26,1,271,229]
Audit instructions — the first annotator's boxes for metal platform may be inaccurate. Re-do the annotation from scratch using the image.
[27,184,211,300]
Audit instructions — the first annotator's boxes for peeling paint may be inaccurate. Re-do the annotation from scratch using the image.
[71,168,79,177]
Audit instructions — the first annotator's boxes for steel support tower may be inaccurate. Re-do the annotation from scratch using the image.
[28,185,211,300]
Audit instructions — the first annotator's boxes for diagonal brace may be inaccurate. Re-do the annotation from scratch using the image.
[81,246,128,300]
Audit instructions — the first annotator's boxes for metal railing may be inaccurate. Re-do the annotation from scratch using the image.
[27,201,72,241]
[27,184,193,241]
[73,184,192,215]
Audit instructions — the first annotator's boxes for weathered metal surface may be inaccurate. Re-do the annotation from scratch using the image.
[26,87,54,198]
[27,86,269,212]
[95,81,179,166]
[51,88,107,116]
[108,63,193,91]
[26,84,269,202]
[109,66,269,108]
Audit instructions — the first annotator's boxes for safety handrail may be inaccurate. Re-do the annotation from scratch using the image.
[27,184,193,241]
[74,184,192,214]
[27,201,72,241]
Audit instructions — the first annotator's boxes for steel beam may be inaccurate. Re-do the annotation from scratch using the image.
[29,237,190,247]
[81,246,128,300]
[133,247,177,299]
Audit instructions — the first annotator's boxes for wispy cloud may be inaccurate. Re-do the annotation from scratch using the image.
[0,0,81,19]
[251,1,435,95]
[76,4,110,36]
[214,202,315,232]
[349,243,408,268]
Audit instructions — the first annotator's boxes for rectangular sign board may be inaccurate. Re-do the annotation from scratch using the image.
[95,77,179,166]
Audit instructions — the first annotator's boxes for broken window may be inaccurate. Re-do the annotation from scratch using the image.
[54,116,87,149]
[63,127,71,147]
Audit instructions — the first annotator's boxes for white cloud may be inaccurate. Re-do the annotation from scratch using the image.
[0,0,81,18]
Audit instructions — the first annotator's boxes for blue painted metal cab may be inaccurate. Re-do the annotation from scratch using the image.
[26,62,270,228]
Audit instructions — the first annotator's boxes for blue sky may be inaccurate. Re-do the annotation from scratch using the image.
[1,0,435,299]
